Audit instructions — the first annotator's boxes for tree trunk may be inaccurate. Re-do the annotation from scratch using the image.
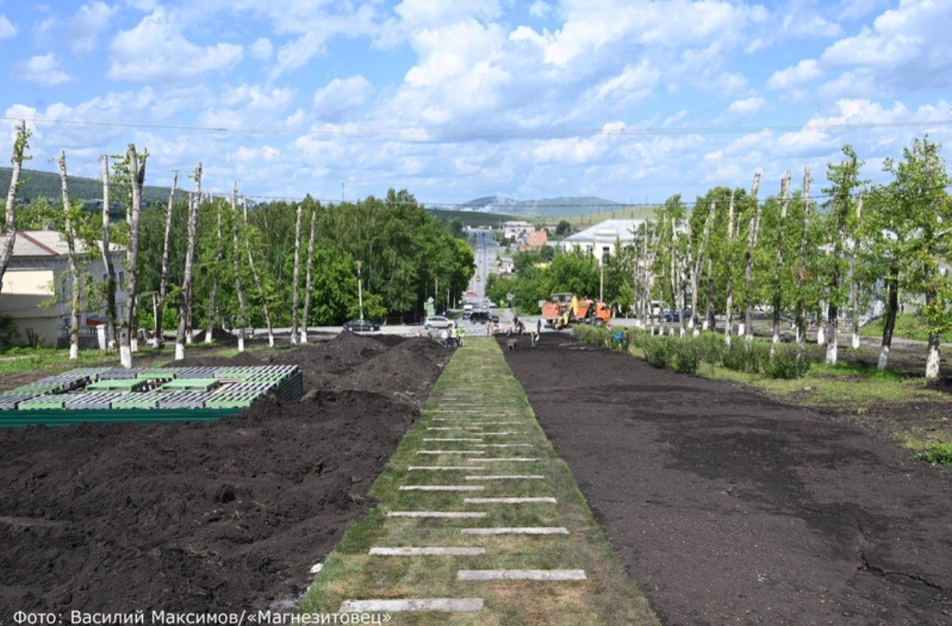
[771,172,792,353]
[290,201,303,345]
[155,171,178,348]
[705,257,715,332]
[58,151,81,360]
[231,184,248,353]
[877,267,898,370]
[849,192,865,350]
[0,121,29,350]
[243,198,275,347]
[743,173,762,342]
[99,155,118,350]
[724,191,736,346]
[925,288,941,379]
[121,145,147,368]
[690,202,714,336]
[175,163,201,360]
[205,200,223,344]
[301,201,317,344]
[795,167,813,355]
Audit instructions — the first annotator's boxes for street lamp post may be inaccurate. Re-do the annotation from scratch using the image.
[356,260,364,321]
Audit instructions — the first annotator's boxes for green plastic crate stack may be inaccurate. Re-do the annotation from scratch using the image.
[205,391,262,409]
[111,391,175,410]
[86,378,151,392]
[160,378,221,392]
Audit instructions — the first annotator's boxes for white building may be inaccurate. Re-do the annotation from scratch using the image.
[502,220,534,240]
[560,219,644,264]
[0,230,126,348]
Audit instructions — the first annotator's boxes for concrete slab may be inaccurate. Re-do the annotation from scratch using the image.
[469,457,539,463]
[423,438,483,442]
[461,527,569,535]
[339,598,484,613]
[369,547,486,556]
[458,569,586,581]
[417,450,485,455]
[464,475,546,480]
[399,485,485,491]
[473,443,533,447]
[408,466,486,471]
[387,511,487,519]
[465,497,557,504]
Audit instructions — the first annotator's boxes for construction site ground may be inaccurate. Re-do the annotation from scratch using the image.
[2,329,951,625]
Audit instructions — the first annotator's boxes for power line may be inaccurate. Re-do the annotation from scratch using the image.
[3,115,951,139]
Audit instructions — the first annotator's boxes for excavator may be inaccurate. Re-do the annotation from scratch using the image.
[541,293,611,329]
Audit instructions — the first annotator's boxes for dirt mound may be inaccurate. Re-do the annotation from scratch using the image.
[326,337,447,405]
[0,334,451,614]
[191,327,239,345]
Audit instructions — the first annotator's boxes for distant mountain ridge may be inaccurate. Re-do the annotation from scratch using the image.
[459,194,625,218]
[1,166,186,207]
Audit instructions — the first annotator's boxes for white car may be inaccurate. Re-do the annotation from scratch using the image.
[424,315,453,329]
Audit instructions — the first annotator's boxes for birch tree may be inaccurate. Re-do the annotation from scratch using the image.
[154,170,177,348]
[175,163,201,360]
[742,172,762,341]
[849,191,866,350]
[99,155,118,349]
[205,199,223,343]
[231,184,248,353]
[243,197,275,347]
[795,167,814,354]
[301,198,318,344]
[58,151,82,360]
[724,190,737,346]
[0,121,31,350]
[770,172,792,350]
[290,200,303,345]
[120,144,147,368]
[822,146,864,366]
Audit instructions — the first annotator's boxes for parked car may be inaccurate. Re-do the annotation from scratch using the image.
[469,311,500,323]
[424,315,453,329]
[343,319,380,332]
[662,309,692,322]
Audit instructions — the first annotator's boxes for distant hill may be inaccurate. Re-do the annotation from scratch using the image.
[0,166,187,208]
[459,195,626,218]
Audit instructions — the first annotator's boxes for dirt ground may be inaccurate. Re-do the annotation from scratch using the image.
[0,332,451,617]
[500,333,952,626]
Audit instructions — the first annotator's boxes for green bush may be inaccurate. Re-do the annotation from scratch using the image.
[721,340,768,373]
[916,442,952,466]
[671,340,700,374]
[643,336,675,368]
[693,332,726,364]
[763,345,811,379]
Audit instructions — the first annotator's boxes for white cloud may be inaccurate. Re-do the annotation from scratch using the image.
[14,54,71,86]
[768,59,821,89]
[109,8,243,82]
[67,2,119,54]
[529,2,551,18]
[0,14,16,39]
[726,96,765,116]
[249,37,273,61]
[589,60,659,106]
[394,0,502,28]
[313,76,373,121]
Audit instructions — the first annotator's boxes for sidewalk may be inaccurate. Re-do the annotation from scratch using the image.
[299,337,658,625]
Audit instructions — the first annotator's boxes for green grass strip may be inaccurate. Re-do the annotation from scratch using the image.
[300,337,659,625]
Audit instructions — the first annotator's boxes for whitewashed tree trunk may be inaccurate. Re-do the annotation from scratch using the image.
[205,200,223,344]
[771,172,792,354]
[290,201,303,345]
[121,145,147,368]
[301,201,317,344]
[795,167,813,355]
[0,121,29,350]
[744,172,762,342]
[99,155,118,349]
[231,183,247,353]
[58,151,81,360]
[724,191,736,346]
[243,198,275,347]
[849,192,865,350]
[155,171,178,348]
[175,163,201,361]
[925,288,941,379]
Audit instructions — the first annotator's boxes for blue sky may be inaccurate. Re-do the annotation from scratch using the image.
[1,0,950,207]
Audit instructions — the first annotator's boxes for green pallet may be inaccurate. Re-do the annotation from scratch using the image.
[160,378,221,392]
[18,399,65,410]
[111,392,174,410]
[87,379,150,392]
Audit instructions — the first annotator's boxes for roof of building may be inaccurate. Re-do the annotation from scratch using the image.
[563,219,644,244]
[0,230,122,257]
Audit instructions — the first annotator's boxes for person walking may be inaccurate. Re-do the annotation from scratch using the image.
[458,324,466,347]
[450,323,459,347]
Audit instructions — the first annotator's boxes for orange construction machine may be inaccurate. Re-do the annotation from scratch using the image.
[541,293,611,329]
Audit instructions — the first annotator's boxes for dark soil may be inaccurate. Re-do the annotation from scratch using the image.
[0,333,449,616]
[500,334,952,626]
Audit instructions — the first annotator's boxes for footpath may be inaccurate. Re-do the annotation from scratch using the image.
[300,337,658,625]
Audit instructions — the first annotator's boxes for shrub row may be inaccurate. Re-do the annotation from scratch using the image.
[572,326,811,379]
